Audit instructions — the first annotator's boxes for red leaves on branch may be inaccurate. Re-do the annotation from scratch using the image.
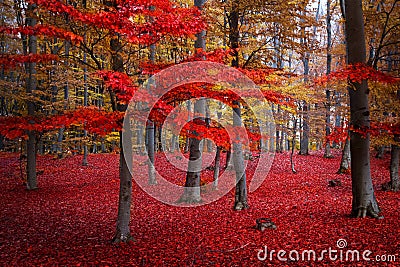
[0,54,58,68]
[29,0,206,45]
[326,127,348,145]
[0,107,123,139]
[96,71,140,104]
[315,63,400,85]
[0,25,83,44]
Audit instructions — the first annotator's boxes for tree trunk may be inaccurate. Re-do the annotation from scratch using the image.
[232,101,248,210]
[107,5,134,240]
[213,146,221,190]
[324,0,333,158]
[344,0,380,218]
[299,103,309,155]
[178,99,205,203]
[338,135,351,173]
[25,4,37,190]
[113,125,134,242]
[388,144,400,191]
[177,0,206,204]
[146,39,156,184]
[146,120,156,184]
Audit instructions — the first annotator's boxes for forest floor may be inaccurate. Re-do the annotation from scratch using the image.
[0,150,399,266]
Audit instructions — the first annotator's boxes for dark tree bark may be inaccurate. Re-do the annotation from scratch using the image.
[324,0,333,158]
[388,144,400,191]
[25,4,38,190]
[344,0,380,218]
[299,102,309,155]
[385,135,400,191]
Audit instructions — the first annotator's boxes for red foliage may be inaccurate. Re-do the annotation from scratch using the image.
[0,25,83,44]
[0,107,123,139]
[29,0,206,45]
[0,151,398,266]
[0,53,58,68]
[315,63,400,85]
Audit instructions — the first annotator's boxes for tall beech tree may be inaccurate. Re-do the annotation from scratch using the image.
[344,0,380,218]
[178,0,206,204]
[25,3,38,190]
[228,0,248,210]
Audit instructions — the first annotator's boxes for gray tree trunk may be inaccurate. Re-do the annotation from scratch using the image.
[179,0,206,203]
[146,120,156,184]
[338,135,351,173]
[25,4,38,190]
[146,39,156,184]
[232,101,249,210]
[107,6,133,240]
[213,146,221,190]
[178,99,205,203]
[344,0,380,218]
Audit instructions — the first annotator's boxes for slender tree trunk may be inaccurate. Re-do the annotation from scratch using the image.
[344,0,380,218]
[291,118,297,173]
[386,135,400,191]
[324,0,333,158]
[146,120,156,184]
[82,51,89,166]
[146,33,156,184]
[25,4,37,190]
[388,144,400,191]
[338,135,351,173]
[228,1,248,210]
[213,146,221,190]
[299,102,309,155]
[232,101,249,210]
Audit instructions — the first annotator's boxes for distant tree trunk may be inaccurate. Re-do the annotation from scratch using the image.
[299,102,309,155]
[146,120,156,184]
[386,135,400,191]
[338,135,351,173]
[213,146,221,190]
[344,0,380,218]
[225,149,233,169]
[291,118,297,173]
[82,51,89,166]
[324,0,333,158]
[375,146,385,159]
[25,4,38,190]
